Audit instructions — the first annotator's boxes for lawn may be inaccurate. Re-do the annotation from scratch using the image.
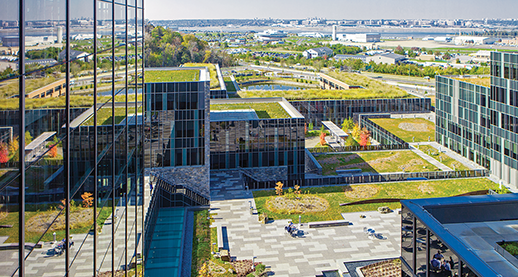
[315,150,440,175]
[369,118,435,142]
[210,102,290,119]
[0,94,143,110]
[253,178,501,223]
[326,71,409,96]
[183,63,220,89]
[83,106,142,126]
[418,145,470,171]
[145,69,200,83]
[0,206,113,243]
[192,210,211,276]
[452,77,490,87]
[224,81,236,92]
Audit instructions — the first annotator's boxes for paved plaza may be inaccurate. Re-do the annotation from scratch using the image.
[210,171,402,277]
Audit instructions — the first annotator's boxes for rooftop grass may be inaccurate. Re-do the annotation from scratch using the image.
[182,63,220,89]
[238,88,412,100]
[253,178,501,223]
[145,69,200,83]
[0,94,143,110]
[0,76,59,98]
[315,150,440,175]
[452,77,490,87]
[83,106,141,126]
[418,145,470,171]
[326,71,409,95]
[369,118,435,143]
[210,102,290,119]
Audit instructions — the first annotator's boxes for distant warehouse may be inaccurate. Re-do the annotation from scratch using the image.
[453,36,497,45]
[366,53,407,65]
[336,33,381,43]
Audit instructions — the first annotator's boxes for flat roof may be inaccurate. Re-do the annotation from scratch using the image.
[210,109,259,121]
[144,67,209,83]
[210,97,304,120]
[26,131,56,151]
[402,194,518,277]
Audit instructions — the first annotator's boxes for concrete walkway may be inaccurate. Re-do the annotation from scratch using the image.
[409,144,452,171]
[210,171,401,277]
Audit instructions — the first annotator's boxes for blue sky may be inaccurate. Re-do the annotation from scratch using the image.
[146,0,518,20]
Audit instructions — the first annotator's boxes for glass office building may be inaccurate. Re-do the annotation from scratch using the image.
[401,194,518,277]
[210,98,306,186]
[0,0,145,276]
[436,52,518,188]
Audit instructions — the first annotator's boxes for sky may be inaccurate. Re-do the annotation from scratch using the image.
[146,0,518,20]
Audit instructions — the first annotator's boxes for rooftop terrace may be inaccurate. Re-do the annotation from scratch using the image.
[210,98,304,120]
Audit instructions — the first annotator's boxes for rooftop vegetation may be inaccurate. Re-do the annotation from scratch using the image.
[0,94,143,110]
[182,63,220,89]
[145,69,199,83]
[0,76,60,99]
[238,88,412,100]
[452,77,490,87]
[83,106,142,126]
[369,118,435,143]
[210,102,290,119]
[253,178,503,223]
[327,71,409,93]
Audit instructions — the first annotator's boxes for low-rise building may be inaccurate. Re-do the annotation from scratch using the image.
[366,53,407,65]
[453,36,497,45]
[302,47,334,59]
[337,33,381,43]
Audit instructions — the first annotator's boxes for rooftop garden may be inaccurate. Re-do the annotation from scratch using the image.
[369,118,435,143]
[452,77,490,87]
[326,71,409,94]
[0,76,59,99]
[315,151,440,175]
[183,63,220,89]
[238,87,412,100]
[0,94,143,110]
[253,178,503,223]
[83,106,142,126]
[145,69,200,83]
[210,102,290,119]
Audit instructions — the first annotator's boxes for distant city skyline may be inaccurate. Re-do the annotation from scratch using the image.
[147,0,518,21]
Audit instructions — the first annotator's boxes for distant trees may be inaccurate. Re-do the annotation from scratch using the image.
[145,25,235,67]
[329,45,362,55]
[394,45,405,55]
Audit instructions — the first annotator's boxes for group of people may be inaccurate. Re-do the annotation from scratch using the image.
[430,251,453,276]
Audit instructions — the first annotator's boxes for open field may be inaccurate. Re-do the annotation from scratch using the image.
[370,118,435,142]
[253,178,501,223]
[315,150,440,175]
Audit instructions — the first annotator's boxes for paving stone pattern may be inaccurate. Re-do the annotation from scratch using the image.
[210,171,401,277]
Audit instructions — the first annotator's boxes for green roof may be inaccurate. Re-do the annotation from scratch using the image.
[210,102,290,119]
[183,63,220,89]
[452,77,490,87]
[145,69,200,83]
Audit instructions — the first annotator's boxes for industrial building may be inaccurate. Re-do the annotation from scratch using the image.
[302,47,334,59]
[453,36,497,45]
[366,52,407,65]
[337,33,381,43]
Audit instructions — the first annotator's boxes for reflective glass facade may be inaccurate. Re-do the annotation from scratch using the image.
[436,52,518,188]
[0,0,144,276]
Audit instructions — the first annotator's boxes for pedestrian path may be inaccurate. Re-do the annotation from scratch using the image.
[409,144,452,171]
[210,171,401,277]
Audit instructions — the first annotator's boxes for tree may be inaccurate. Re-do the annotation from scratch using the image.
[48,144,58,158]
[320,125,325,134]
[81,192,94,208]
[359,127,371,147]
[25,131,33,146]
[443,52,452,60]
[0,143,8,164]
[304,123,308,134]
[352,123,361,139]
[275,182,284,196]
[308,122,314,130]
[394,45,405,55]
[8,137,18,161]
[319,131,327,146]
[342,117,355,132]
